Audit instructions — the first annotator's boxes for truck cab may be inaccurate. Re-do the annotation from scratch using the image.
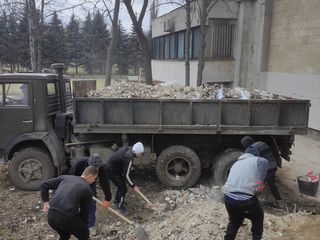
[0,65,72,190]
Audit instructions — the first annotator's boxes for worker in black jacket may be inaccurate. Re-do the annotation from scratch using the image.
[241,136,283,207]
[40,166,98,240]
[70,154,111,233]
[103,142,144,215]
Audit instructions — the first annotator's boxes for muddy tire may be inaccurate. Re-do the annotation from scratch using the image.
[213,149,243,186]
[156,145,201,189]
[8,148,55,191]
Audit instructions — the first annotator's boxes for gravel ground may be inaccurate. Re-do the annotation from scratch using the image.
[1,163,319,240]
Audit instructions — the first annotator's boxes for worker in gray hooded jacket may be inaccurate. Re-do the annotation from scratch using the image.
[241,136,282,206]
[223,146,269,240]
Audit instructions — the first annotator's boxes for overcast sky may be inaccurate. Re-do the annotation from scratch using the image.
[46,0,177,31]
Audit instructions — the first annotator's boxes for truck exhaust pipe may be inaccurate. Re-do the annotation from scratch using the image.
[51,63,66,113]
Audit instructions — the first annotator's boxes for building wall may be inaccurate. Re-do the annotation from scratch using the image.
[266,0,320,131]
[152,1,238,38]
[152,60,235,86]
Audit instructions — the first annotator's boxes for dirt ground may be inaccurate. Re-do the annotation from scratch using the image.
[0,135,319,240]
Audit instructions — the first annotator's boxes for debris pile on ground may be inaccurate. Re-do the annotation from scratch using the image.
[87,81,292,100]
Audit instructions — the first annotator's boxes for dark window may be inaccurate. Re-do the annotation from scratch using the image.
[159,37,164,59]
[210,19,235,59]
[193,28,200,59]
[177,31,185,59]
[155,38,160,59]
[169,34,176,59]
[164,35,170,59]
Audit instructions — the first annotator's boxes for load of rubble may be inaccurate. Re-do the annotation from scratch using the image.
[93,185,312,240]
[87,81,292,100]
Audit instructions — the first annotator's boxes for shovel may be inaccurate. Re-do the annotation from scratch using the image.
[136,189,153,205]
[136,190,166,212]
[93,196,149,240]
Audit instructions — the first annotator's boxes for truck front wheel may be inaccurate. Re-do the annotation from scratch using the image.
[213,149,243,186]
[8,147,55,191]
[156,145,201,189]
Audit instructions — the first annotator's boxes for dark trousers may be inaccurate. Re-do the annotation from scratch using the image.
[108,171,127,206]
[88,183,96,228]
[224,196,264,240]
[266,168,282,200]
[48,209,89,240]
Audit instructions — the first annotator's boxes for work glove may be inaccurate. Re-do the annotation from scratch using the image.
[102,200,110,208]
[255,181,265,193]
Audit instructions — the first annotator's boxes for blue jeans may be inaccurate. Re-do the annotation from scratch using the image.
[88,183,96,228]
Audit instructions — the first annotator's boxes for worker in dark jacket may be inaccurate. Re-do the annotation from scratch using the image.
[40,166,98,240]
[70,154,111,234]
[103,142,144,215]
[223,146,269,240]
[241,136,283,206]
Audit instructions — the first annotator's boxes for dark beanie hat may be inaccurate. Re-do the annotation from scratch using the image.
[88,154,102,167]
[241,136,254,148]
[245,145,260,157]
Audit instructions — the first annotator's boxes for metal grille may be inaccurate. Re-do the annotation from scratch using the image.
[211,20,235,59]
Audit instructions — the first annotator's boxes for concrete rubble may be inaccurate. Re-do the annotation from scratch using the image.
[87,81,292,100]
[90,185,312,240]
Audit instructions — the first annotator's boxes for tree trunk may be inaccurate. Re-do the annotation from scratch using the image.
[105,0,120,86]
[26,0,37,72]
[123,0,153,85]
[36,0,45,72]
[197,0,209,86]
[184,0,191,86]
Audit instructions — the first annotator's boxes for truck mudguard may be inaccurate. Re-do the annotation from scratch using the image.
[5,131,67,174]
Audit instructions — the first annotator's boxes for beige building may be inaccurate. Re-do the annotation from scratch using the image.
[151,0,320,135]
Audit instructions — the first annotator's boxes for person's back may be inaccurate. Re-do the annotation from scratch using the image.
[106,146,133,174]
[250,141,277,169]
[41,175,91,216]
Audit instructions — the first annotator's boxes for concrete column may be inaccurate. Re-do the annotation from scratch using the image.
[233,0,255,88]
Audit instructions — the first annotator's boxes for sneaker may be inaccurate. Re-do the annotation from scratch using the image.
[89,227,97,236]
[115,205,129,216]
[112,200,128,206]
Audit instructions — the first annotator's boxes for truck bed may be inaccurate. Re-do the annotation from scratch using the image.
[73,98,310,135]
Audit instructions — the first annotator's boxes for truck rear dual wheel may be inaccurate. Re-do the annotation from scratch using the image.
[156,145,201,189]
[213,149,243,186]
[8,147,55,191]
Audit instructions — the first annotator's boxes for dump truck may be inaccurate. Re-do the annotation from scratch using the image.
[0,64,310,190]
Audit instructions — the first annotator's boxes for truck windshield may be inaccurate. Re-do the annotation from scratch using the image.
[4,83,28,106]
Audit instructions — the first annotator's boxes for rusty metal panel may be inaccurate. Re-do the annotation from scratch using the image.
[163,102,191,125]
[133,101,160,125]
[192,102,220,125]
[104,101,131,124]
[279,102,308,126]
[221,102,249,125]
[251,103,279,126]
[75,100,103,124]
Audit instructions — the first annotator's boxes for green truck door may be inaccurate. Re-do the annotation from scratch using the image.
[0,82,34,148]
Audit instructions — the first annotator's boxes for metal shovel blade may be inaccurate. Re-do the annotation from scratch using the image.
[135,225,149,240]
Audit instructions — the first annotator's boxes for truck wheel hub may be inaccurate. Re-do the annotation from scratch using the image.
[18,159,43,182]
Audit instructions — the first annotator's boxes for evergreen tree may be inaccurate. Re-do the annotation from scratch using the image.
[65,14,80,74]
[79,12,94,74]
[42,11,66,68]
[91,11,109,74]
[128,24,143,75]
[115,21,130,75]
[6,12,19,71]
[0,11,9,71]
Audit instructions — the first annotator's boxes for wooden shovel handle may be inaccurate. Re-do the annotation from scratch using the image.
[137,190,152,205]
[92,196,134,225]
